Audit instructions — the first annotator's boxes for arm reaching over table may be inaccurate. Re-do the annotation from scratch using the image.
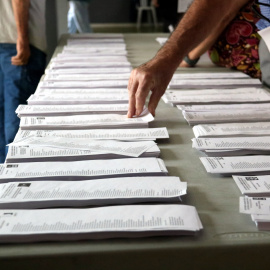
[127,0,250,117]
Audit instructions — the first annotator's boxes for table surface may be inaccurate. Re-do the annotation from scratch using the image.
[1,33,270,270]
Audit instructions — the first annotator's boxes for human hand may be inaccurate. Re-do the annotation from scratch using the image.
[127,59,175,117]
[11,38,30,66]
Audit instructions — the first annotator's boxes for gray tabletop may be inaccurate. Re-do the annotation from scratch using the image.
[1,33,270,270]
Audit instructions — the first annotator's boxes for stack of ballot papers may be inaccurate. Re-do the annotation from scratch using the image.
[233,175,270,197]
[168,78,262,88]
[0,205,203,243]
[193,122,270,138]
[0,177,187,208]
[38,80,129,89]
[35,87,128,95]
[171,71,250,80]
[192,137,270,156]
[162,88,270,106]
[200,156,270,175]
[239,196,270,230]
[13,128,169,142]
[19,113,154,130]
[178,103,270,112]
[45,67,131,74]
[182,110,270,125]
[0,158,168,182]
[7,137,161,162]
[27,93,129,105]
[16,104,130,117]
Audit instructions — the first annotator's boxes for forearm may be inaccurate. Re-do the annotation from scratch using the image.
[12,0,30,45]
[156,0,250,69]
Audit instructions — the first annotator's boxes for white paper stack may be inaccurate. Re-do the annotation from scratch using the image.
[178,103,270,112]
[192,137,270,156]
[19,113,154,130]
[233,175,270,197]
[43,73,130,82]
[38,80,129,89]
[0,204,203,242]
[16,104,129,117]
[6,144,161,163]
[45,67,131,74]
[239,197,270,230]
[168,78,262,89]
[0,176,186,208]
[13,128,169,142]
[7,137,160,162]
[162,88,270,105]
[193,122,270,138]
[35,88,128,95]
[183,110,270,125]
[0,158,168,182]
[27,93,129,105]
[172,71,250,80]
[200,156,270,175]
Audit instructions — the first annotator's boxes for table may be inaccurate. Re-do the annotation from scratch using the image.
[1,33,270,270]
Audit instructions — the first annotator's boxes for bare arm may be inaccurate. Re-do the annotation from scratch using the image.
[128,0,250,117]
[11,0,30,66]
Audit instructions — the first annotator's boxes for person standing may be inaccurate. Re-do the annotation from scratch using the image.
[0,0,46,163]
[68,0,93,33]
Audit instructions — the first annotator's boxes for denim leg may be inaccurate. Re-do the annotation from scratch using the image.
[0,53,5,163]
[1,44,46,159]
[68,3,78,34]
[70,1,92,33]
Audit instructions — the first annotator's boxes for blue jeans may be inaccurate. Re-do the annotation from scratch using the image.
[0,44,46,163]
[68,1,93,33]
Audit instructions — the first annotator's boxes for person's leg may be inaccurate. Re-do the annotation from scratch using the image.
[0,46,5,163]
[68,2,78,34]
[73,1,92,33]
[3,44,46,157]
[259,38,270,87]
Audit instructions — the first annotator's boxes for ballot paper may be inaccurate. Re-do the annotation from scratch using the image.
[68,33,124,39]
[67,40,125,46]
[251,214,270,230]
[193,122,270,138]
[183,110,270,125]
[49,62,131,69]
[200,156,270,175]
[19,113,154,130]
[10,137,156,158]
[27,93,129,105]
[6,144,160,163]
[0,177,186,208]
[233,175,270,197]
[0,158,168,182]
[35,88,128,95]
[239,197,270,215]
[52,55,128,62]
[168,78,262,88]
[45,67,132,74]
[61,48,127,56]
[13,128,169,142]
[38,80,128,88]
[16,104,129,117]
[43,73,130,81]
[192,137,270,156]
[178,103,270,112]
[0,204,202,242]
[162,88,270,105]
[172,72,250,79]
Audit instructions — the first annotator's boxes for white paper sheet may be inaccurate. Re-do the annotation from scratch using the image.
[0,177,186,208]
[0,158,168,182]
[240,197,270,215]
[0,204,202,242]
[13,128,169,142]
